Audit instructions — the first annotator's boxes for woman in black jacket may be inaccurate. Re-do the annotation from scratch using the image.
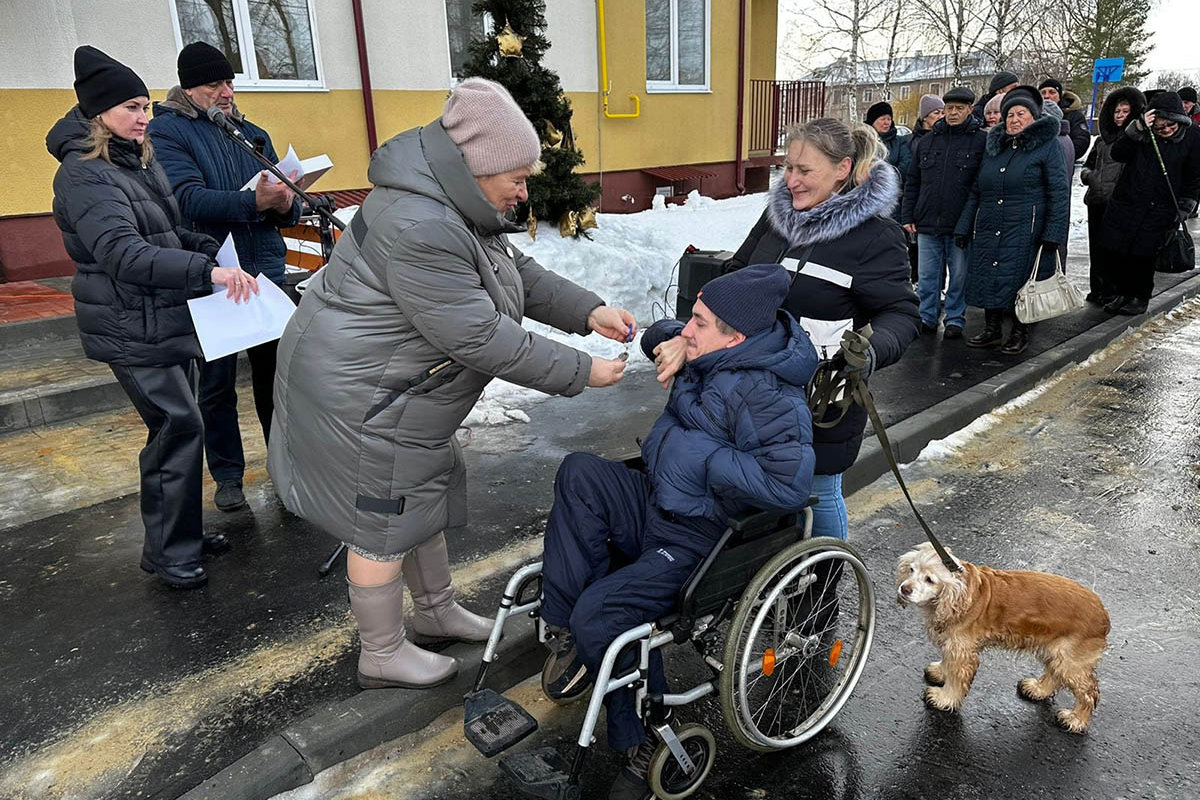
[1100,91,1200,315]
[47,46,255,589]
[1081,87,1144,305]
[655,118,919,540]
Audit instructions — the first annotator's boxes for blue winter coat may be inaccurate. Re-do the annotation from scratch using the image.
[901,115,987,235]
[638,314,818,522]
[955,113,1069,309]
[881,126,912,221]
[147,87,300,285]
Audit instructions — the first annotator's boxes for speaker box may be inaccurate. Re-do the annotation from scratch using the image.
[676,249,734,321]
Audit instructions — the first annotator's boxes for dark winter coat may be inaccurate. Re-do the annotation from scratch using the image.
[908,123,932,155]
[637,315,817,521]
[147,87,300,285]
[268,122,605,556]
[47,106,216,367]
[901,114,988,235]
[1060,91,1093,161]
[955,113,1070,309]
[1102,118,1200,257]
[1081,87,1145,207]
[729,163,919,475]
[880,126,913,220]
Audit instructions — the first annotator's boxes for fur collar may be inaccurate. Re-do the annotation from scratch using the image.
[767,161,899,247]
[154,85,245,122]
[985,112,1059,156]
[1099,86,1146,144]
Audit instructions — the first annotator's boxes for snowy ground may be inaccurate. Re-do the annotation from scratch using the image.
[318,176,1092,426]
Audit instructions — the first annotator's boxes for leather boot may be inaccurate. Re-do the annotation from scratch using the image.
[1001,318,1031,355]
[403,533,495,644]
[966,309,1004,348]
[348,574,458,689]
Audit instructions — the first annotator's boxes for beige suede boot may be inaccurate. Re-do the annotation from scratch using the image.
[348,574,458,689]
[403,533,495,644]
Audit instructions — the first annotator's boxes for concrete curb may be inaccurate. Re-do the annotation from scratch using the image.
[844,271,1200,494]
[174,271,1200,800]
[177,616,544,800]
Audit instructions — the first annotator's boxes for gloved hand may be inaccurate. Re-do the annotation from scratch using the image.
[954,235,969,250]
[838,328,876,382]
[1179,198,1199,218]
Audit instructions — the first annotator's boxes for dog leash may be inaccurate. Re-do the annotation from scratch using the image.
[808,326,961,573]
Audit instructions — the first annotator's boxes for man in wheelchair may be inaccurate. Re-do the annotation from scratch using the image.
[538,264,819,800]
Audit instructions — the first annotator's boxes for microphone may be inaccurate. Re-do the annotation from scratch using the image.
[205,106,245,141]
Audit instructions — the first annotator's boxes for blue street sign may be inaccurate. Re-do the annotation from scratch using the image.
[1092,57,1125,83]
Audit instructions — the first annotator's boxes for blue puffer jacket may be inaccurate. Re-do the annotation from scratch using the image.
[955,113,1069,309]
[638,314,818,522]
[147,87,300,285]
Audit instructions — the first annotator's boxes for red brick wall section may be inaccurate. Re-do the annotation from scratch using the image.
[0,215,72,283]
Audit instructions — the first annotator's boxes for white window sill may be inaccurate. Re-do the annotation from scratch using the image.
[645,85,712,94]
[234,82,328,93]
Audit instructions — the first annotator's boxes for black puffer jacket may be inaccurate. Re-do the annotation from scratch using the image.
[730,163,919,475]
[1082,87,1145,207]
[47,106,216,366]
[901,114,988,234]
[1060,91,1093,161]
[1102,114,1200,257]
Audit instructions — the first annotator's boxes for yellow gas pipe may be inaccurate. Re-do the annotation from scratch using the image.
[597,0,640,119]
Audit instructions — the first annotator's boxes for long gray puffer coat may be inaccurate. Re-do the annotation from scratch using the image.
[268,122,605,556]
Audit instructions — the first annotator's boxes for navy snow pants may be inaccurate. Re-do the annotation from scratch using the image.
[541,453,723,751]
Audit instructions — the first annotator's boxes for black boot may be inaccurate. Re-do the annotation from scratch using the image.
[1103,295,1128,314]
[966,309,1004,348]
[1001,319,1031,355]
[1113,297,1148,316]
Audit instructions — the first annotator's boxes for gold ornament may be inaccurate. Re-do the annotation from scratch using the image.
[526,207,538,241]
[558,210,578,238]
[577,206,598,232]
[542,120,564,150]
[496,22,525,58]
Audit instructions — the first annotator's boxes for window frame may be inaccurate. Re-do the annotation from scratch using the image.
[900,85,911,99]
[168,0,326,92]
[444,1,494,86]
[645,0,711,94]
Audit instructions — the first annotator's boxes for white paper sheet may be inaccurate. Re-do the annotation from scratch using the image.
[214,232,239,271]
[239,148,333,191]
[267,144,302,184]
[188,274,296,361]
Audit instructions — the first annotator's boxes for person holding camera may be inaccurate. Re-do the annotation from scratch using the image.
[268,78,635,691]
[148,41,301,513]
[48,46,257,588]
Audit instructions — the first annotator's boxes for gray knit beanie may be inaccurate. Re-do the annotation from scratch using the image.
[442,78,541,176]
[918,94,945,120]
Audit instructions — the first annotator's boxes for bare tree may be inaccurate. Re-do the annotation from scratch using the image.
[1152,69,1200,91]
[909,0,990,81]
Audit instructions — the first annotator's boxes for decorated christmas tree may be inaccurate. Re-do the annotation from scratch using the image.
[461,0,601,237]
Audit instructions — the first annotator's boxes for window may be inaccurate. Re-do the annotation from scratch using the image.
[445,0,493,82]
[170,0,323,89]
[929,82,943,96]
[864,88,872,102]
[646,0,710,92]
[900,85,911,99]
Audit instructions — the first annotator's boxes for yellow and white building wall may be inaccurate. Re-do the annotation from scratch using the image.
[0,0,778,281]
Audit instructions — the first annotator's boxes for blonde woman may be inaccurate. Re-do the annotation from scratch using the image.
[657,118,919,542]
[47,46,254,589]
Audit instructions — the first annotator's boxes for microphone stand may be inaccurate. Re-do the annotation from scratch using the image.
[211,119,346,235]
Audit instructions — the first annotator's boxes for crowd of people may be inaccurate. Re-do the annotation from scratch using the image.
[44,40,1198,800]
[887,70,1200,352]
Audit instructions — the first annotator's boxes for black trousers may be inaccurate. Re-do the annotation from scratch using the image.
[198,339,277,484]
[1086,203,1118,299]
[110,362,204,568]
[1113,252,1157,303]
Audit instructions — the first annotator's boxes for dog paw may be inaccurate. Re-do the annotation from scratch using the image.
[1055,709,1089,734]
[924,662,945,686]
[923,686,961,712]
[1017,678,1053,702]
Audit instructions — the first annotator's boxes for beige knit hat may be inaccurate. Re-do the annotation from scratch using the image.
[442,78,541,176]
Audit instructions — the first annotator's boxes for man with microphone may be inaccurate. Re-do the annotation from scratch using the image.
[149,41,301,512]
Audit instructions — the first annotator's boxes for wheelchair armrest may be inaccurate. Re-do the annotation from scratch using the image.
[727,496,817,534]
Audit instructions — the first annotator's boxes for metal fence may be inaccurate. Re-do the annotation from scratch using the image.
[748,80,827,155]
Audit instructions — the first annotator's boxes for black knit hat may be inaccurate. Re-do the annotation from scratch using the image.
[178,41,235,89]
[943,86,976,105]
[989,71,1019,94]
[696,264,789,337]
[1038,77,1063,95]
[1179,87,1198,104]
[72,45,149,119]
[865,102,894,125]
[1001,85,1043,120]
[1147,91,1188,120]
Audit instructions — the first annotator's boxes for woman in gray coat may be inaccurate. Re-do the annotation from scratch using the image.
[269,79,635,690]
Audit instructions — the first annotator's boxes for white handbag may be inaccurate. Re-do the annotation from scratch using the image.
[1014,245,1085,324]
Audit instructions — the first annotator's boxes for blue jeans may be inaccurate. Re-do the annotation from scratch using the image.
[916,233,967,329]
[811,473,848,540]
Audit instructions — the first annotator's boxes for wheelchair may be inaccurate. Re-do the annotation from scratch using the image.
[463,459,877,800]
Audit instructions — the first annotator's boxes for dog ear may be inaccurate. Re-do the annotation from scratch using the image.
[933,562,973,623]
[895,549,917,585]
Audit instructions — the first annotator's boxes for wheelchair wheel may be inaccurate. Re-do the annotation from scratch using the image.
[648,723,716,800]
[719,537,875,751]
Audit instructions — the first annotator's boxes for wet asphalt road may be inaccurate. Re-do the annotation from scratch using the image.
[276,307,1200,800]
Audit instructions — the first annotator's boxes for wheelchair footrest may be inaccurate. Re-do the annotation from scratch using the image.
[499,747,578,800]
[464,688,538,758]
